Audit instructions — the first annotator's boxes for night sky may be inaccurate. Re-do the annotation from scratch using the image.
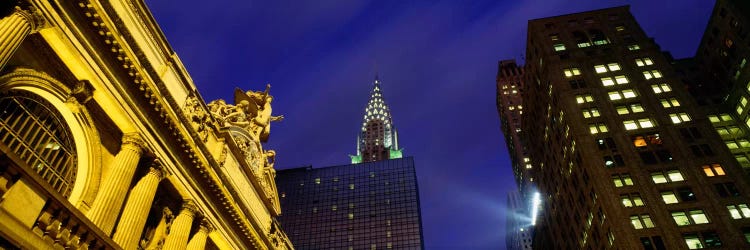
[146,1,713,249]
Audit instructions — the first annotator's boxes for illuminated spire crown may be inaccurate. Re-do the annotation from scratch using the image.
[350,75,402,163]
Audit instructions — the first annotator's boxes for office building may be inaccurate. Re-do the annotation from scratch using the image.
[276,158,423,249]
[277,77,423,249]
[515,5,750,249]
[0,1,291,249]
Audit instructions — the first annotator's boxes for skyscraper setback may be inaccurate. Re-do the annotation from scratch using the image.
[276,77,423,249]
[500,4,750,249]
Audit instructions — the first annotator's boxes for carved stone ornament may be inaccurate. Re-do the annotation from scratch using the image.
[140,207,173,250]
[183,93,211,142]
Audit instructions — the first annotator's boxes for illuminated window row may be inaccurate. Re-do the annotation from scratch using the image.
[608,89,637,100]
[643,70,663,80]
[651,83,671,93]
[725,139,750,149]
[601,75,629,86]
[738,96,748,115]
[635,57,654,67]
[589,123,609,134]
[612,173,633,187]
[661,98,681,108]
[728,204,750,219]
[582,108,600,118]
[624,118,655,130]
[708,113,734,123]
[651,170,684,184]
[594,63,621,74]
[621,193,644,207]
[616,103,644,114]
[670,113,692,124]
[576,94,594,104]
[564,67,582,77]
[630,214,655,229]
[672,210,709,226]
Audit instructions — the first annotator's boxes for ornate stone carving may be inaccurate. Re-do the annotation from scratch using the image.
[71,80,95,104]
[207,85,283,142]
[140,207,173,250]
[121,133,146,152]
[183,93,211,142]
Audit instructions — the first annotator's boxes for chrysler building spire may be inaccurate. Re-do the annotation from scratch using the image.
[350,76,402,163]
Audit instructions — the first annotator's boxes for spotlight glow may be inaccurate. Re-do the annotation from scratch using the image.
[531,192,541,225]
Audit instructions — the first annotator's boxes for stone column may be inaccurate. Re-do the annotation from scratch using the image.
[163,200,198,250]
[112,163,165,249]
[0,6,44,72]
[87,133,146,234]
[186,220,213,250]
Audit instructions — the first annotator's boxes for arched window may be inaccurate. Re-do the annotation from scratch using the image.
[0,91,77,197]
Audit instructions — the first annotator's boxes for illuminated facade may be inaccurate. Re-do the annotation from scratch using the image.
[496,60,534,249]
[684,0,750,175]
[520,6,750,249]
[0,1,291,249]
[351,76,403,164]
[276,157,424,249]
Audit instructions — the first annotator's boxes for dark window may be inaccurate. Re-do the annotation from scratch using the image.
[640,152,658,164]
[597,137,617,150]
[703,231,722,247]
[677,188,696,201]
[715,182,740,197]
[641,237,653,250]
[656,150,673,162]
[569,79,587,89]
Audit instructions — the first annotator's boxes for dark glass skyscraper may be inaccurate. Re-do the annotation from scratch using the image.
[276,158,424,249]
[276,76,423,249]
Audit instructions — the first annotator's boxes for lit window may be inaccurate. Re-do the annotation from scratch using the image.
[595,65,608,73]
[670,113,692,124]
[589,123,609,134]
[661,191,679,204]
[623,118,656,130]
[684,234,703,249]
[672,210,709,226]
[703,164,726,176]
[615,75,628,84]
[660,98,681,108]
[672,211,690,226]
[564,67,582,77]
[651,170,684,184]
[554,43,566,51]
[728,204,750,219]
[651,83,671,93]
[601,77,615,86]
[616,26,625,31]
[612,174,634,187]
[643,70,663,80]
[708,113,734,123]
[635,57,654,67]
[628,44,640,50]
[608,63,621,71]
[608,90,637,100]
[621,193,645,207]
[738,96,748,115]
[582,108,601,118]
[630,214,655,229]
[576,94,594,104]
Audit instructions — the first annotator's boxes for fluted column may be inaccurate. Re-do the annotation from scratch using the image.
[0,6,44,71]
[87,133,146,234]
[163,201,198,250]
[112,163,165,249]
[186,220,213,250]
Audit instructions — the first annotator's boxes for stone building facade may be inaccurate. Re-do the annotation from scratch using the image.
[0,0,291,249]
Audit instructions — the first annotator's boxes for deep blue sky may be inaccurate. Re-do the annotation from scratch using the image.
[146,1,713,249]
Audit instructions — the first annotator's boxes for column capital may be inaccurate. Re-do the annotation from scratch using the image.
[147,160,166,180]
[198,219,214,233]
[13,6,46,33]
[121,133,146,152]
[181,200,199,216]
